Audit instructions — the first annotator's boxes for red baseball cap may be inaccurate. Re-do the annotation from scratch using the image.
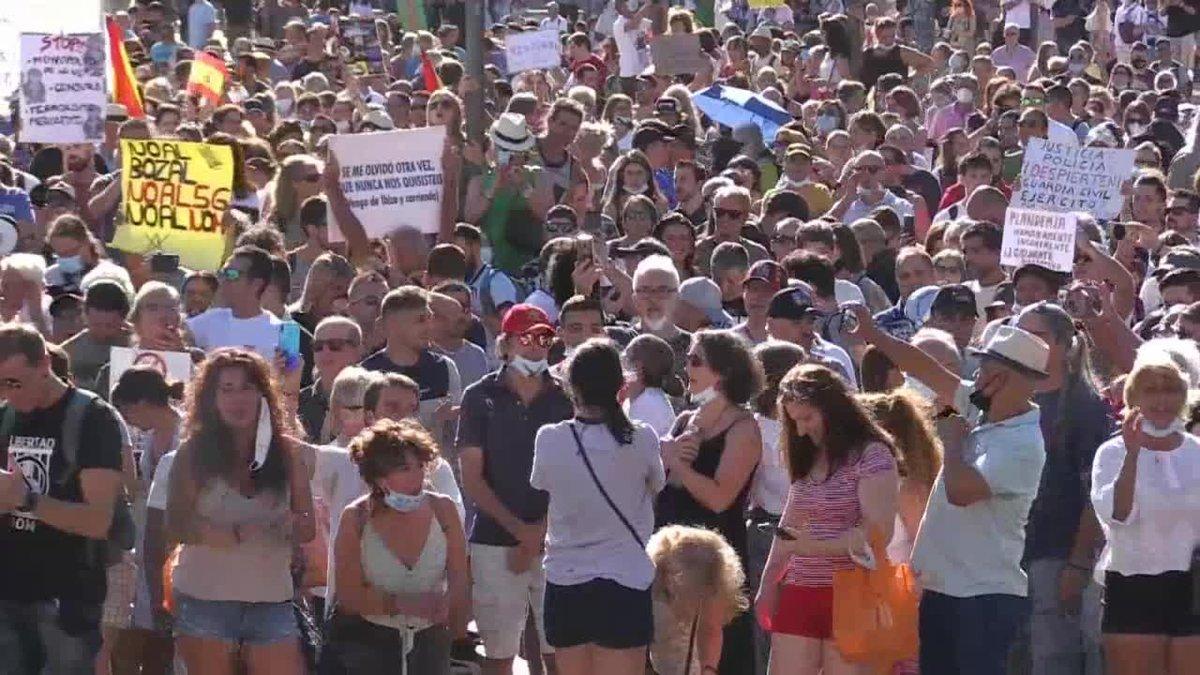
[501,304,554,336]
[744,260,788,293]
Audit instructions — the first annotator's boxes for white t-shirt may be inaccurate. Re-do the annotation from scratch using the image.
[833,278,867,306]
[523,288,560,324]
[540,16,570,33]
[624,388,676,439]
[1114,2,1149,50]
[613,15,651,77]
[1048,118,1080,146]
[186,307,283,358]
[187,0,217,49]
[751,415,788,515]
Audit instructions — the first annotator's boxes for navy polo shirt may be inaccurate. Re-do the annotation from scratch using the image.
[455,367,573,547]
[360,348,454,401]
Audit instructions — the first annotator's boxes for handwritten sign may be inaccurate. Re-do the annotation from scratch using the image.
[1012,139,1136,220]
[505,29,562,74]
[1,1,103,113]
[108,347,193,396]
[111,139,234,271]
[19,33,106,143]
[651,34,708,76]
[327,126,447,239]
[1000,208,1077,273]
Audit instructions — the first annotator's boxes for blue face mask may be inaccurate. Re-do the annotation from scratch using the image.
[57,255,84,274]
[383,489,426,513]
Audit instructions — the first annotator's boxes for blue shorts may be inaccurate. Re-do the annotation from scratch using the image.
[173,594,298,646]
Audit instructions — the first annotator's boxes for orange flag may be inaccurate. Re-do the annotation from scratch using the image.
[105,16,144,118]
[187,51,229,105]
[420,51,441,92]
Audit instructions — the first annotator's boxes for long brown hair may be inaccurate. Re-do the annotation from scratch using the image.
[857,389,943,488]
[778,364,895,482]
[178,348,292,493]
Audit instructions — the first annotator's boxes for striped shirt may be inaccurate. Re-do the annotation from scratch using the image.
[779,442,896,587]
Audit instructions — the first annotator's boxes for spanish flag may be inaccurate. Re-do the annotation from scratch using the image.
[105,16,144,118]
[187,51,229,106]
[420,51,441,92]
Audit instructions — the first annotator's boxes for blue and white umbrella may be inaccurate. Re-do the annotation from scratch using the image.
[691,84,794,141]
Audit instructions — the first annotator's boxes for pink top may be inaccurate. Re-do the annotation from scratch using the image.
[779,442,896,588]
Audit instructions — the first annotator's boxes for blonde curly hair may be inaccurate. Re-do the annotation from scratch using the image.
[647,525,748,624]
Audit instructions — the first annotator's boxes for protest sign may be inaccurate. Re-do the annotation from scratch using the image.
[342,17,385,74]
[327,126,447,239]
[505,29,562,74]
[108,347,192,396]
[1,1,102,112]
[1000,208,1077,273]
[748,0,786,6]
[1012,139,1136,220]
[651,34,708,76]
[19,33,107,143]
[111,139,234,271]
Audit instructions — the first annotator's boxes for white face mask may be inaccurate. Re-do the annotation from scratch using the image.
[275,99,294,116]
[1141,418,1185,438]
[956,88,974,104]
[510,355,549,376]
[816,114,839,133]
[691,385,721,407]
[1127,122,1146,137]
[383,489,426,512]
[57,255,84,274]
[643,315,670,331]
[335,119,351,133]
[623,182,648,195]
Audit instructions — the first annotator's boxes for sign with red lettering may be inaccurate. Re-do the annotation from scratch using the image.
[18,32,106,143]
[111,139,234,271]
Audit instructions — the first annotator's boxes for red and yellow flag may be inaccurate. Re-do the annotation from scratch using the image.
[105,16,144,118]
[420,51,441,92]
[187,51,229,106]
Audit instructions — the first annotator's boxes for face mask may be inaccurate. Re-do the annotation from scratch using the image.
[643,315,670,331]
[251,397,271,473]
[383,489,427,512]
[1068,61,1085,74]
[691,385,721,407]
[623,182,648,195]
[510,355,549,376]
[1127,122,1146,137]
[931,93,951,108]
[956,88,974,104]
[969,388,992,415]
[816,114,839,133]
[1140,418,1185,438]
[949,57,967,72]
[335,119,351,133]
[275,99,294,116]
[57,255,84,274]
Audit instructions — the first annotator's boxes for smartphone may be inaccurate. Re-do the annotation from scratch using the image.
[149,252,180,275]
[902,214,916,240]
[279,321,302,363]
[592,235,608,268]
[576,233,594,264]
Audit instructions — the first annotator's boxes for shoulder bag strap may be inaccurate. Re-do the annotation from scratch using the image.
[568,423,644,548]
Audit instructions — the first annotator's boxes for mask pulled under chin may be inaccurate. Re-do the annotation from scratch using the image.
[510,355,549,376]
[690,386,721,407]
[251,397,271,472]
[383,490,427,512]
[1140,418,1185,438]
[643,316,670,332]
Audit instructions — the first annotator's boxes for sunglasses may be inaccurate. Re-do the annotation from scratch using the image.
[517,332,554,348]
[714,207,746,220]
[218,267,244,281]
[339,404,364,411]
[314,338,356,352]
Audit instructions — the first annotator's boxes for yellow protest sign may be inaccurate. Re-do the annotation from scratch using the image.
[111,139,233,271]
[748,0,785,7]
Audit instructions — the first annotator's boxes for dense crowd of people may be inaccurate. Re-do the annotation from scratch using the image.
[1,0,1200,674]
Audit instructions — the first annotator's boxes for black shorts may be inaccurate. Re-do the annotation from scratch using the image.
[543,578,653,650]
[1103,570,1200,637]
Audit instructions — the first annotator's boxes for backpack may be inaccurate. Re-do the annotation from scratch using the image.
[477,264,532,319]
[0,389,136,569]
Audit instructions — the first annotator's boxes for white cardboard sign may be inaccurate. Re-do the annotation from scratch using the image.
[1012,138,1136,220]
[19,32,107,143]
[1000,207,1077,273]
[108,347,193,395]
[505,29,562,74]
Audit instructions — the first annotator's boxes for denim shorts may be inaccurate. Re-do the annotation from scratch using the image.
[173,593,298,645]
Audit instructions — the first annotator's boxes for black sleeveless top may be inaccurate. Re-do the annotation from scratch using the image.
[860,45,906,91]
[655,418,753,563]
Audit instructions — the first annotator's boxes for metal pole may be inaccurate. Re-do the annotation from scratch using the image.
[464,0,486,144]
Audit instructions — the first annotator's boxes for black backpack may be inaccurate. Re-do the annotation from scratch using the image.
[0,388,136,568]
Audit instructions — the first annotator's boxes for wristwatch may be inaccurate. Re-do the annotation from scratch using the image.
[18,490,38,514]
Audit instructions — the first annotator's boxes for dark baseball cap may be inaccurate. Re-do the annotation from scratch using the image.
[1153,246,1200,277]
[744,260,788,293]
[767,286,818,320]
[632,123,674,150]
[930,284,978,317]
[84,280,131,314]
[612,237,671,258]
[1012,263,1069,291]
[1160,267,1200,288]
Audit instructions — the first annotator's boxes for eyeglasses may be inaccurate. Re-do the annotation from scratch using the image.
[714,207,746,221]
[687,352,706,369]
[517,332,554,347]
[314,338,356,352]
[634,285,678,297]
[1021,98,1045,108]
[218,267,244,281]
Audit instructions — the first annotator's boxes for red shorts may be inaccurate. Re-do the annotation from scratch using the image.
[767,585,833,639]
